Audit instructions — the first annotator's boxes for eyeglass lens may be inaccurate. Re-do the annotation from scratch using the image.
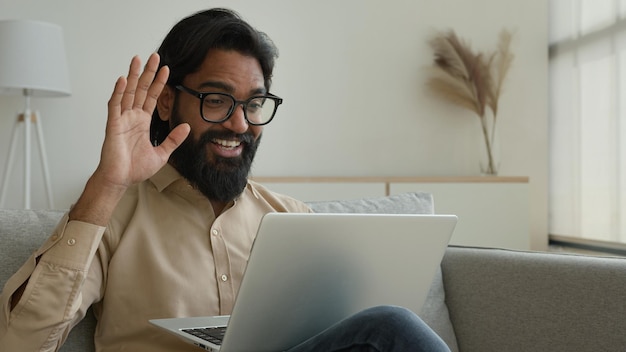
[202,94,276,124]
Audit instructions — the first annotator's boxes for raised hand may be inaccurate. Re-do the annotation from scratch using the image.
[98,53,189,189]
[69,54,190,225]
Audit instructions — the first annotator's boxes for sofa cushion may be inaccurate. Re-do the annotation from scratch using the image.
[306,191,436,214]
[308,192,459,352]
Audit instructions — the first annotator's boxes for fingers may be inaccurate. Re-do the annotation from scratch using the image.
[143,65,169,115]
[132,53,161,110]
[118,53,168,114]
[120,56,142,111]
[107,76,127,117]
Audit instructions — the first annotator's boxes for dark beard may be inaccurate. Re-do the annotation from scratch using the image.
[168,102,260,203]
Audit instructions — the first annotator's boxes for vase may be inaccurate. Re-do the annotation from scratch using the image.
[477,114,500,176]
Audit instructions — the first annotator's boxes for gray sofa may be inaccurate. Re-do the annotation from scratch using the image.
[2,192,626,352]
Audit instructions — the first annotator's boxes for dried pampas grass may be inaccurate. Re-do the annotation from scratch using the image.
[428,29,514,175]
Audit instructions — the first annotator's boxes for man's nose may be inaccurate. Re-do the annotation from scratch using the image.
[222,104,248,133]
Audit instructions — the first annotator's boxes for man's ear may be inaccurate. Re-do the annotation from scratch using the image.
[156,85,175,122]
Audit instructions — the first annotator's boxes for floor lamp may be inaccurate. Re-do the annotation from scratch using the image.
[0,20,71,209]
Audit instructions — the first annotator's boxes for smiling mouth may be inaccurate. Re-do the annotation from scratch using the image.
[212,138,242,150]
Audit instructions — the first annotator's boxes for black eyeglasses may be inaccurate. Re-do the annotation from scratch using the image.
[175,85,283,126]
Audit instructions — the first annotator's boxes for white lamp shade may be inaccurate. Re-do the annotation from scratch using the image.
[0,19,71,97]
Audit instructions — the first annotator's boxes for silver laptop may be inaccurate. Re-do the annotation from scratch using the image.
[150,212,457,352]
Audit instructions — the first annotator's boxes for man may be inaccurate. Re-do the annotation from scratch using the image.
[0,8,449,351]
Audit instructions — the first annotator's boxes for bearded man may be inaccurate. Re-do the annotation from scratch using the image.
[0,8,450,352]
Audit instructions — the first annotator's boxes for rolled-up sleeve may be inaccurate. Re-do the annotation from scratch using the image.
[0,213,105,352]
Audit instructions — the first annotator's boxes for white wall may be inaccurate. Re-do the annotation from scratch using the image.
[0,0,548,250]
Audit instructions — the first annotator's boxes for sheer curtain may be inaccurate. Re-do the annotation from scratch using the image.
[550,0,626,242]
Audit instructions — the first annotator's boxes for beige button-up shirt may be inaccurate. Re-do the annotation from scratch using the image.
[0,164,311,351]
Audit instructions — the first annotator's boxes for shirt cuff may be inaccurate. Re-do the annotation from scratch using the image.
[38,216,106,271]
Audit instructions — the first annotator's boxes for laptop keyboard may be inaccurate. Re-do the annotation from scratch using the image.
[182,327,226,345]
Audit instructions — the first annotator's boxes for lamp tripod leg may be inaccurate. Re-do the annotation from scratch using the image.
[33,111,54,209]
[0,114,22,207]
[24,111,31,209]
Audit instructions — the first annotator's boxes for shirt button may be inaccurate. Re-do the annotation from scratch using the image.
[212,229,219,236]
[67,238,76,246]
[221,274,228,282]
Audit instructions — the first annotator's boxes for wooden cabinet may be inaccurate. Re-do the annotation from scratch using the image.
[252,176,530,250]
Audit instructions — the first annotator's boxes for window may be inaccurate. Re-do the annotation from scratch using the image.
[549,0,626,243]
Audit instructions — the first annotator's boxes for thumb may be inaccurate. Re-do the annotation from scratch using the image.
[158,123,191,157]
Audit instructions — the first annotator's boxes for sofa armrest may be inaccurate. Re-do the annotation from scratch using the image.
[0,209,96,352]
[441,246,626,352]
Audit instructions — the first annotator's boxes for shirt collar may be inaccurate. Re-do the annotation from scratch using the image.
[149,163,258,200]
[149,163,185,192]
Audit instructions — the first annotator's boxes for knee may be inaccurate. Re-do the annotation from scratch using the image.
[361,305,421,326]
[356,306,449,351]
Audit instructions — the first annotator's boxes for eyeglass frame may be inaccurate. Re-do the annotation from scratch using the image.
[175,85,283,126]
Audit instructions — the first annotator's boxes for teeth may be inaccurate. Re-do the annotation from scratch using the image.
[213,139,241,149]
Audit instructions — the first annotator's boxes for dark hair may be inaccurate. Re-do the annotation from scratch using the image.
[151,8,279,145]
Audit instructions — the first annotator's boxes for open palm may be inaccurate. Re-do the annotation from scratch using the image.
[97,54,190,189]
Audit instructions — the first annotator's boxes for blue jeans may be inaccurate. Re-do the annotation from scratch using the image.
[285,305,451,352]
